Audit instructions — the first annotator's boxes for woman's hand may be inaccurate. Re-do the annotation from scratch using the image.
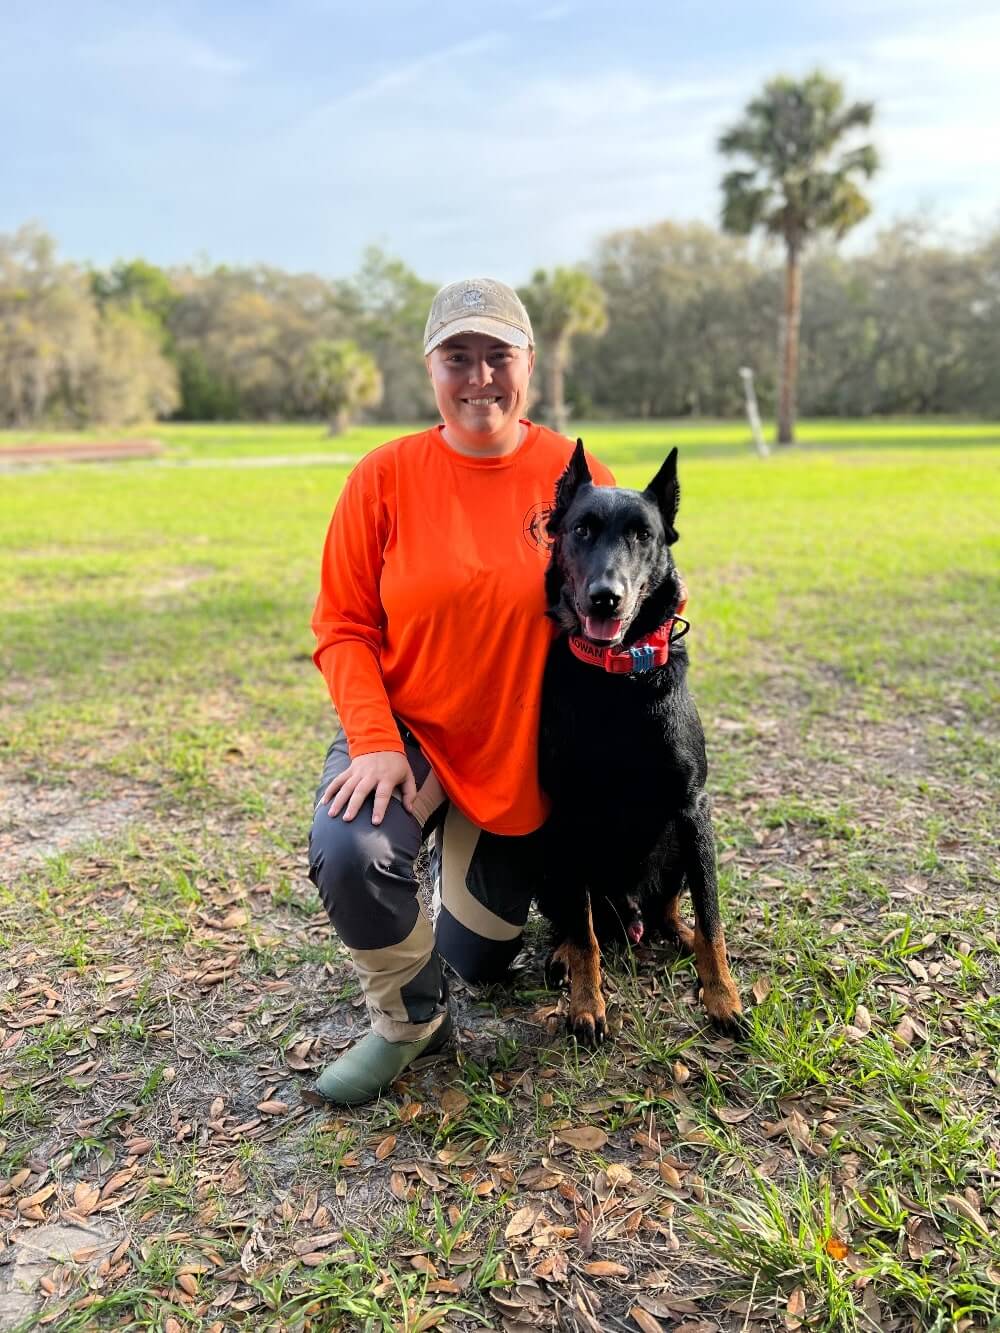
[321,751,416,826]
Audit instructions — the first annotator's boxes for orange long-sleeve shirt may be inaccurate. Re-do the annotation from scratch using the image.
[311,421,614,835]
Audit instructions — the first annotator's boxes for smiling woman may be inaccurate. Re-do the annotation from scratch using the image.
[428,334,533,455]
[306,277,613,1103]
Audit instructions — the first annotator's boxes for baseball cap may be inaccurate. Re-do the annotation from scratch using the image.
[423,278,534,356]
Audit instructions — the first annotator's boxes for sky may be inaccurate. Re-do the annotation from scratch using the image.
[4,0,999,285]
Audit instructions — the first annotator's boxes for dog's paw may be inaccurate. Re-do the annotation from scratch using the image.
[702,983,746,1039]
[567,1006,607,1046]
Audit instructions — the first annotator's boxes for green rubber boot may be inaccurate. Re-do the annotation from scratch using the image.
[315,1010,453,1106]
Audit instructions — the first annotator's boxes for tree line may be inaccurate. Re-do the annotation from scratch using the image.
[2,67,997,433]
[3,216,997,433]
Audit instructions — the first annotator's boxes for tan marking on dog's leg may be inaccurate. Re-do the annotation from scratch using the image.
[552,903,607,1045]
[693,925,743,1032]
[662,894,695,953]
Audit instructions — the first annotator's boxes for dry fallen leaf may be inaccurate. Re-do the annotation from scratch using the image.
[658,1161,683,1189]
[785,1286,806,1330]
[17,1183,56,1212]
[939,1193,991,1235]
[288,1040,321,1072]
[256,1100,288,1116]
[893,1016,917,1047]
[906,1215,944,1259]
[583,1260,630,1278]
[505,1203,543,1239]
[630,1307,665,1333]
[374,1134,396,1161]
[414,1162,441,1189]
[605,1163,632,1188]
[73,1181,101,1215]
[439,1088,469,1118]
[713,1105,754,1124]
[824,1235,849,1260]
[555,1126,608,1151]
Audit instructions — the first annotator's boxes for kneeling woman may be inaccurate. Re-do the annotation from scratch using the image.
[308,278,612,1104]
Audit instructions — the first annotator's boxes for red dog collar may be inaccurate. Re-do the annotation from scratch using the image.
[569,608,690,675]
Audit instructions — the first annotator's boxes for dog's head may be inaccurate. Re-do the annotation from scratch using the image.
[545,440,684,648]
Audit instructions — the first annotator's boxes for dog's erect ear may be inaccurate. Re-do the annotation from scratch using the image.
[644,447,680,544]
[547,439,592,535]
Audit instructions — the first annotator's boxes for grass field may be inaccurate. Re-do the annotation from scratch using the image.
[4,417,1000,463]
[1,419,998,1332]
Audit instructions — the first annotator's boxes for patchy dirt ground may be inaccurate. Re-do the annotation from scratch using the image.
[0,778,159,876]
[2,670,997,1333]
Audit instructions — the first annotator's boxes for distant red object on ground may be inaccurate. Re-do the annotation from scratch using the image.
[0,439,163,463]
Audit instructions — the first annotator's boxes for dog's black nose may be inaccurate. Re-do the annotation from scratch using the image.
[588,585,623,612]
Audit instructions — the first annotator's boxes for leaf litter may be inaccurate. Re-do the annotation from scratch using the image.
[1,655,998,1330]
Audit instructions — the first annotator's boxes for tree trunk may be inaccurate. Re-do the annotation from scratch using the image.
[327,406,350,436]
[777,241,802,445]
[546,336,569,436]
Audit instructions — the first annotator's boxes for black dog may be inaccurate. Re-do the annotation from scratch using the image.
[536,441,743,1044]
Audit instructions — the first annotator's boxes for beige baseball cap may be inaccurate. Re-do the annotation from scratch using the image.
[423,278,534,355]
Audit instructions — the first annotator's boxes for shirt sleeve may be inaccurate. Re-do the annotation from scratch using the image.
[310,464,404,757]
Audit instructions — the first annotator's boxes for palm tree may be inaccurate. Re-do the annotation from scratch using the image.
[299,338,382,435]
[519,268,607,435]
[719,71,879,444]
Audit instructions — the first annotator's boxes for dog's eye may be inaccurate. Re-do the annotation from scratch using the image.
[635,528,652,543]
[573,522,590,539]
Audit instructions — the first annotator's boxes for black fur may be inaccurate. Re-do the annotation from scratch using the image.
[536,441,743,1042]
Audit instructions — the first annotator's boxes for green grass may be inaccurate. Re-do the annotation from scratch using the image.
[0,417,998,1331]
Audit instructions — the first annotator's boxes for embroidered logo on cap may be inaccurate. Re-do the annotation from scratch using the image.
[462,287,484,309]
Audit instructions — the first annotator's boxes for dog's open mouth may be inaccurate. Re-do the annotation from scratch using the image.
[582,615,623,645]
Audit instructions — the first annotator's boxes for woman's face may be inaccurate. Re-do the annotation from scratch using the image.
[426,333,534,450]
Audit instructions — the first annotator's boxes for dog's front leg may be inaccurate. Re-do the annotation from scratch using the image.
[677,795,744,1036]
[547,892,607,1046]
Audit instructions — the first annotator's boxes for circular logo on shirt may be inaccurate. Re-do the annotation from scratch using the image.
[522,501,555,552]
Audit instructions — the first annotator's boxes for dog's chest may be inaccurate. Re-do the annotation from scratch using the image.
[541,648,698,810]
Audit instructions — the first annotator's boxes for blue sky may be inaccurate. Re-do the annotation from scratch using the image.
[4,0,998,284]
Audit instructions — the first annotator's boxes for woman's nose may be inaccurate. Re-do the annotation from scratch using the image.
[468,359,493,386]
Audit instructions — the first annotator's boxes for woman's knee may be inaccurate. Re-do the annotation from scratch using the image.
[309,798,422,949]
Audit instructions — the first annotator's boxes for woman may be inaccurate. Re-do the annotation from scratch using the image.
[308,277,613,1104]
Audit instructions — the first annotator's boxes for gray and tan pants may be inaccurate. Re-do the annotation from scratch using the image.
[308,729,539,1041]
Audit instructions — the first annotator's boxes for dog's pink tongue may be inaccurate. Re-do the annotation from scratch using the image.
[627,922,644,946]
[584,615,622,642]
